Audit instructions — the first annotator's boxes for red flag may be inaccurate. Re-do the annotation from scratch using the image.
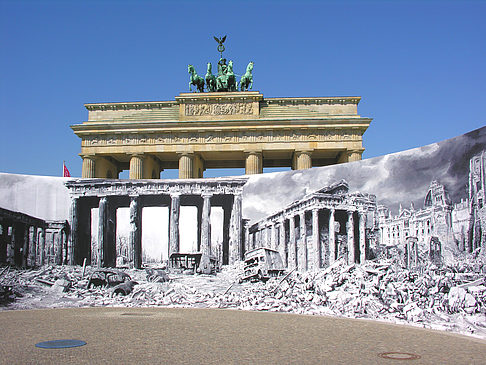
[63,162,71,177]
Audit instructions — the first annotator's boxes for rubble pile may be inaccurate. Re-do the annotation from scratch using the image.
[1,256,485,338]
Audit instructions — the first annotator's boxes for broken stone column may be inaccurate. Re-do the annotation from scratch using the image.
[329,208,335,264]
[229,193,242,264]
[129,196,142,269]
[97,197,108,268]
[359,211,366,264]
[169,194,180,259]
[200,194,212,256]
[347,211,355,264]
[312,208,320,270]
[68,197,78,265]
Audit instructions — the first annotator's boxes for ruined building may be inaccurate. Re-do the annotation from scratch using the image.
[0,207,68,267]
[377,151,486,256]
[377,180,454,251]
[65,178,247,269]
[247,181,377,270]
[469,150,486,252]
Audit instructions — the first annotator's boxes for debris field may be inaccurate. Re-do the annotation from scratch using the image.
[1,255,485,340]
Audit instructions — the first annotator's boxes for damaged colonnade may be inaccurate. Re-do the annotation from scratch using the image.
[65,178,247,269]
[0,207,69,267]
[247,181,377,270]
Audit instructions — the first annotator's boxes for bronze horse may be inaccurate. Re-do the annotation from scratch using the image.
[188,64,205,93]
[205,63,217,92]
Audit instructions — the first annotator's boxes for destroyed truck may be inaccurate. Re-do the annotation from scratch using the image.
[240,248,285,282]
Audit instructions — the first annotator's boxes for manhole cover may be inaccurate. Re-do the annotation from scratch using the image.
[378,352,421,360]
[121,312,154,317]
[35,340,87,349]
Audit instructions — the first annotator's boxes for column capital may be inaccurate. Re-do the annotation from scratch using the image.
[244,150,262,156]
[80,154,96,160]
[294,149,314,156]
[127,153,145,158]
[201,193,213,199]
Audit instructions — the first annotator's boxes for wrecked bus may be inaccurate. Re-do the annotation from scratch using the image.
[240,247,285,282]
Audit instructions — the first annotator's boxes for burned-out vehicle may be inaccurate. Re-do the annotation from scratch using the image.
[240,248,285,282]
[87,269,131,289]
[169,253,219,274]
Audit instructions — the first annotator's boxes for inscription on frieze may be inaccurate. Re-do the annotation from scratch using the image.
[185,103,254,116]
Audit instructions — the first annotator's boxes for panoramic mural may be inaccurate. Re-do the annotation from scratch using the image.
[0,126,485,339]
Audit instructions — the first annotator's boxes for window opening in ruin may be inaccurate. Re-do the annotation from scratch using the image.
[211,207,224,265]
[179,206,197,253]
[91,208,99,265]
[141,207,168,266]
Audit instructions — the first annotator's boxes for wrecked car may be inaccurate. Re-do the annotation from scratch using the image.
[87,269,131,289]
[240,248,285,282]
[169,253,219,274]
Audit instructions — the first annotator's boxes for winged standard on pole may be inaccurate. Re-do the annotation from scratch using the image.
[214,35,227,58]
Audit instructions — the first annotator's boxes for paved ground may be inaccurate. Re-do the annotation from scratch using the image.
[1,307,485,364]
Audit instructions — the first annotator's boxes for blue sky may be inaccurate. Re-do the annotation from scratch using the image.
[1,0,485,179]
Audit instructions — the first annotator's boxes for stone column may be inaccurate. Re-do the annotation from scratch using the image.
[229,193,242,263]
[0,221,6,264]
[28,226,37,267]
[200,194,212,256]
[129,196,142,269]
[288,216,296,270]
[271,224,278,250]
[359,211,367,264]
[329,209,336,264]
[278,220,286,267]
[179,153,194,179]
[193,154,204,178]
[293,151,312,170]
[38,227,46,265]
[97,197,108,268]
[243,220,250,257]
[348,150,363,162]
[129,154,144,179]
[245,151,263,175]
[298,211,307,270]
[82,156,96,178]
[169,194,180,258]
[312,209,320,270]
[68,198,78,265]
[22,226,29,268]
[347,211,355,264]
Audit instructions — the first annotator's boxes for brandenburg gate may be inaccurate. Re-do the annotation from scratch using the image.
[71,92,371,179]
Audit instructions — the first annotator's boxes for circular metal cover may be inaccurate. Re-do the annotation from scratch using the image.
[35,339,87,349]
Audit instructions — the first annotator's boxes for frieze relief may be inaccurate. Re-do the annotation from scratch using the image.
[185,102,254,116]
[82,130,361,147]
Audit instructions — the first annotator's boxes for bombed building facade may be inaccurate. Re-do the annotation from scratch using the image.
[376,151,486,256]
[247,181,377,270]
[0,207,69,267]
